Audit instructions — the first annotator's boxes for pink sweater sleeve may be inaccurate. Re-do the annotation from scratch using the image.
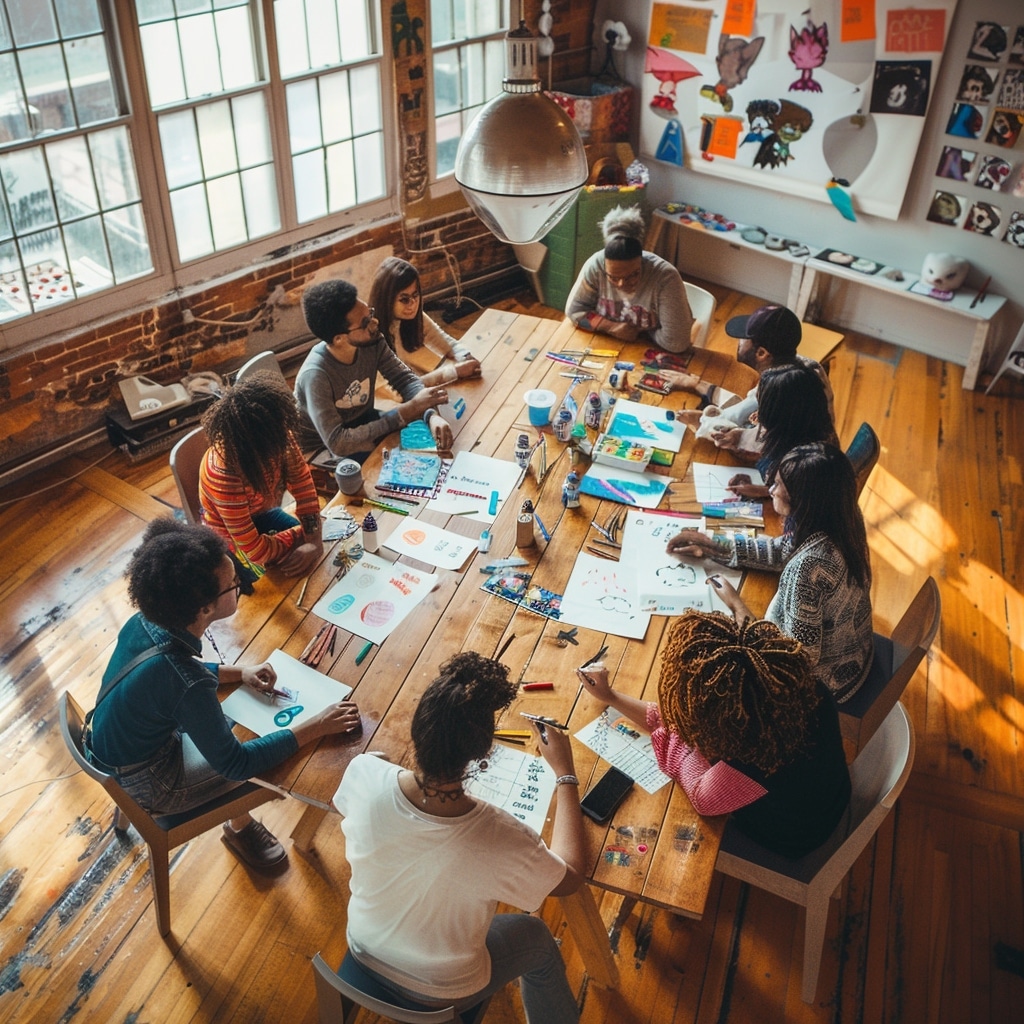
[645,704,767,816]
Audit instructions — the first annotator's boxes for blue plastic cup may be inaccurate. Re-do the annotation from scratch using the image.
[524,388,556,426]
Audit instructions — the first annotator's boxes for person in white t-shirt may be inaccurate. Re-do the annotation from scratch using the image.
[333,652,587,1022]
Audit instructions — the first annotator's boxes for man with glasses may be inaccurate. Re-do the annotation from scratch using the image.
[85,519,362,873]
[296,279,453,463]
[565,205,694,353]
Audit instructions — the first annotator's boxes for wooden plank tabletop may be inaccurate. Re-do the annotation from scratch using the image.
[223,308,780,978]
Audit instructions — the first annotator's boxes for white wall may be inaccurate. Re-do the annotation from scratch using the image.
[594,0,1023,372]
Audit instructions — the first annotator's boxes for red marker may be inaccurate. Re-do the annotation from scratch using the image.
[522,681,554,691]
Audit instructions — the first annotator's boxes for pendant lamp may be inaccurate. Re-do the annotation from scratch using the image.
[454,18,587,245]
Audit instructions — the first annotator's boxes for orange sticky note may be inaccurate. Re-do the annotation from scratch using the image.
[841,0,876,43]
[722,0,756,39]
[886,9,946,53]
[706,117,743,159]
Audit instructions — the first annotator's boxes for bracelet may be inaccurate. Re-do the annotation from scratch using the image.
[554,774,579,787]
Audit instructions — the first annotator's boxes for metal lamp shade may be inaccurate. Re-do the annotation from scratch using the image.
[455,90,588,244]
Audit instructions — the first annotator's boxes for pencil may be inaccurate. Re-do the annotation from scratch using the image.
[296,573,311,607]
[299,623,328,662]
[534,513,550,541]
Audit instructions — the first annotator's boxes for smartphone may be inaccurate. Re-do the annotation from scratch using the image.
[580,766,634,824]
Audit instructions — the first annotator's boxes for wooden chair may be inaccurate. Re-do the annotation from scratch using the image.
[311,951,491,1023]
[59,691,281,938]
[716,700,915,1003]
[984,320,1024,394]
[169,426,208,524]
[845,421,881,497]
[684,281,716,348]
[234,349,286,384]
[839,576,940,753]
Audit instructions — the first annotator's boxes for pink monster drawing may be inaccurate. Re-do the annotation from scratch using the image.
[789,21,828,93]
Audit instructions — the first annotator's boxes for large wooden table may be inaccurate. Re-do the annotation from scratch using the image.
[218,308,779,988]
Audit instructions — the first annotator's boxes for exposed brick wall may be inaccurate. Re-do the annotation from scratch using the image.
[0,209,516,475]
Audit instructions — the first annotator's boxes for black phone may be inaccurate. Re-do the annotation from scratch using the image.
[580,766,634,824]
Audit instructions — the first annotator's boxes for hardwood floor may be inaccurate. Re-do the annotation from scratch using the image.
[1,283,1022,1023]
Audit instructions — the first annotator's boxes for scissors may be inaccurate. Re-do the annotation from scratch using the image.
[273,704,304,727]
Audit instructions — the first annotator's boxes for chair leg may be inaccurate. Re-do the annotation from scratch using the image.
[800,896,831,1003]
[148,840,173,938]
[113,807,130,833]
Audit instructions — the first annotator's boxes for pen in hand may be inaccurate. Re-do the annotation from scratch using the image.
[520,712,568,731]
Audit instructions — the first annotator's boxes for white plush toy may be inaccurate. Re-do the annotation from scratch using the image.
[920,252,969,292]
[694,405,738,440]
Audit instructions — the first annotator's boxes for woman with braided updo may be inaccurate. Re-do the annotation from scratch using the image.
[332,651,587,1021]
[579,611,851,858]
[199,371,323,585]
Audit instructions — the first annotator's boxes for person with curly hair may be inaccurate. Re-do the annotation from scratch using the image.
[295,278,453,462]
[86,519,361,872]
[199,371,323,584]
[667,443,873,701]
[579,611,851,858]
[369,257,481,385]
[565,205,695,352]
[333,651,587,1021]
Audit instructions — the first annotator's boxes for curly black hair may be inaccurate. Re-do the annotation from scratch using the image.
[202,372,299,497]
[658,611,819,775]
[302,278,358,343]
[126,519,229,632]
[411,652,517,783]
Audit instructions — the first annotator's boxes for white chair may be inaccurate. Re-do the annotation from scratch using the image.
[311,951,491,1023]
[715,701,915,1003]
[235,349,285,384]
[60,692,281,938]
[168,426,208,524]
[685,281,716,348]
[985,320,1024,394]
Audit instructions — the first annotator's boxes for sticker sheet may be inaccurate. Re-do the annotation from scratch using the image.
[220,649,353,737]
[574,707,672,794]
[312,553,438,643]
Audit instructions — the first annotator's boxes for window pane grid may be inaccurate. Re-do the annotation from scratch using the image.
[0,123,152,322]
[273,0,378,78]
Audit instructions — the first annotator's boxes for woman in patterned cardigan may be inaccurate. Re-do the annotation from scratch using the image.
[667,442,873,702]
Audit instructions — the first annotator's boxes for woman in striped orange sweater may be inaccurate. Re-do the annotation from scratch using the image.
[199,372,323,586]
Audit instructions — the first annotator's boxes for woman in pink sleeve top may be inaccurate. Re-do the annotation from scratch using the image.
[199,372,323,586]
[579,611,851,858]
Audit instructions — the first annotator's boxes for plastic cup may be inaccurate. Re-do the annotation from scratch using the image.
[524,388,556,426]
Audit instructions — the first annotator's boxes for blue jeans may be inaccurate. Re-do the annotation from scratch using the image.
[231,508,301,588]
[355,914,578,1024]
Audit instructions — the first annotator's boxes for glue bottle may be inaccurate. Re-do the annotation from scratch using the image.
[584,391,602,430]
[514,432,532,470]
[361,511,379,553]
[553,407,574,442]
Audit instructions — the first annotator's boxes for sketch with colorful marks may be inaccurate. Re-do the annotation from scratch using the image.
[607,398,687,453]
[559,550,650,640]
[575,707,672,794]
[580,461,673,508]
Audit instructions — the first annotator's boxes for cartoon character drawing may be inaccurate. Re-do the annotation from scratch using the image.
[946,103,983,139]
[699,34,765,113]
[964,201,1001,236]
[752,100,814,169]
[1003,211,1024,248]
[741,99,776,145]
[958,65,996,103]
[926,192,962,226]
[975,155,1011,191]
[788,21,828,93]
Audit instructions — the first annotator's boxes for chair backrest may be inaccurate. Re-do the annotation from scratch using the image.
[845,421,880,497]
[235,350,285,385]
[311,953,459,1023]
[840,576,940,748]
[984,320,1024,394]
[169,426,209,525]
[684,281,716,348]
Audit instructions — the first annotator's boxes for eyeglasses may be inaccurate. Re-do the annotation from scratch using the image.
[606,268,642,289]
[395,291,419,305]
[345,307,376,334]
[216,577,242,599]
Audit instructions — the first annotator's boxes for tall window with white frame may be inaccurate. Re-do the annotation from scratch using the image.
[431,0,506,178]
[0,0,153,324]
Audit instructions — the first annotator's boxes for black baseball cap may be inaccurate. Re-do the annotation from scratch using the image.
[725,304,801,357]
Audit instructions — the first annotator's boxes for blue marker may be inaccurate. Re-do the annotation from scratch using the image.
[453,397,466,419]
[488,490,499,515]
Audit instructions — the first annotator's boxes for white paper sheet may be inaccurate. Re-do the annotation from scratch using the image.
[606,398,687,453]
[220,649,353,737]
[558,550,650,639]
[691,462,764,504]
[382,518,477,569]
[311,553,438,644]
[574,707,672,794]
[465,743,557,836]
[621,510,743,615]
[426,450,522,522]
[579,461,673,508]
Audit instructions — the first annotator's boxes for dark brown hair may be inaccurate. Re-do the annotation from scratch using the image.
[369,256,423,353]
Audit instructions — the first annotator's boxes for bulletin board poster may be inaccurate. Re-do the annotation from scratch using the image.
[641,0,959,219]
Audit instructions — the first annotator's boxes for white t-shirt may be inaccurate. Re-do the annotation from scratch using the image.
[333,754,566,1000]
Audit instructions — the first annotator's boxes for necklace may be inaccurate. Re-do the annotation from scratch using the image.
[204,629,227,664]
[413,775,465,805]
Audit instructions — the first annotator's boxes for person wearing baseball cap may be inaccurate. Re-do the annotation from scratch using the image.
[664,303,834,452]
